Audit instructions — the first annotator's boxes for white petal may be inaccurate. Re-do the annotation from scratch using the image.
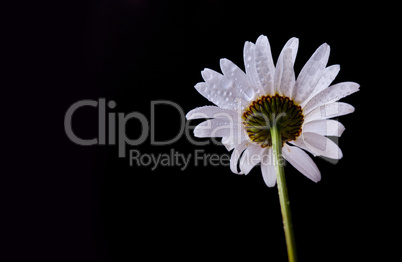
[196,68,246,110]
[239,143,266,175]
[303,119,345,137]
[261,148,277,187]
[230,141,249,174]
[300,65,340,108]
[186,106,238,120]
[194,118,240,138]
[274,48,295,98]
[303,82,360,114]
[288,140,316,156]
[293,43,330,104]
[293,132,343,159]
[194,82,238,110]
[273,37,298,95]
[281,37,299,64]
[222,136,237,151]
[254,35,276,94]
[304,102,355,123]
[243,41,265,96]
[282,144,321,182]
[220,58,255,101]
[222,132,248,151]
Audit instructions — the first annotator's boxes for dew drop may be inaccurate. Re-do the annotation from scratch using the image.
[308,67,317,76]
[221,78,233,89]
[243,87,254,101]
[314,50,324,61]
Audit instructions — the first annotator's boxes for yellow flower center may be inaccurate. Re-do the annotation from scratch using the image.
[242,95,304,148]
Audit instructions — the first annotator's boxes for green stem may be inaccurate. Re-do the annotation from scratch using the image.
[270,124,297,262]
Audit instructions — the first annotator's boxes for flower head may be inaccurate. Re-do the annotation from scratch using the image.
[186,35,359,187]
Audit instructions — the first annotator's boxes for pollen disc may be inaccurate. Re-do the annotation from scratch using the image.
[243,95,304,148]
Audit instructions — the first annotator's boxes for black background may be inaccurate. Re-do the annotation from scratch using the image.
[6,0,399,261]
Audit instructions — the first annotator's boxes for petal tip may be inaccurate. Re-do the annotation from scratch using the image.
[256,34,268,42]
[185,112,191,120]
[313,176,321,183]
[219,58,229,67]
[290,37,299,43]
[194,82,204,90]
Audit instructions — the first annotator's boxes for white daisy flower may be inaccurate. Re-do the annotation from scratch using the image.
[186,35,359,187]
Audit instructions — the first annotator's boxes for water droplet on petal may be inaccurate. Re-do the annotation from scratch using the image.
[221,78,233,89]
[308,67,316,76]
[243,87,255,101]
